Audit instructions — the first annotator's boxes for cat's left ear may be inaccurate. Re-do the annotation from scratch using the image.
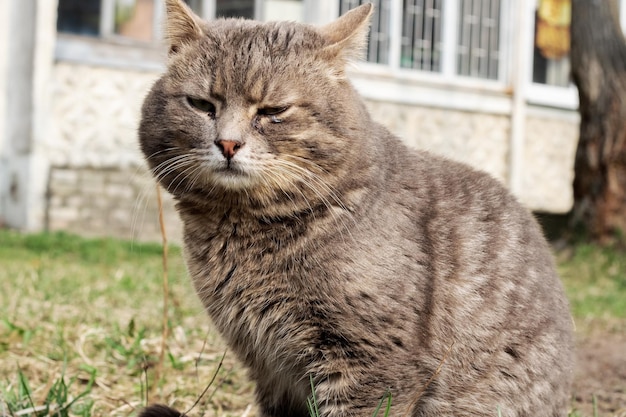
[318,3,373,63]
[164,0,205,56]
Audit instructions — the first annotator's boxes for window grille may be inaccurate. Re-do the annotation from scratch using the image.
[340,0,502,80]
[340,0,392,64]
[456,0,501,80]
[401,0,443,71]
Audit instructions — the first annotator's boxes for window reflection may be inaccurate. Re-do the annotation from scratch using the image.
[57,0,101,36]
[532,0,571,87]
[217,0,255,19]
[115,0,155,42]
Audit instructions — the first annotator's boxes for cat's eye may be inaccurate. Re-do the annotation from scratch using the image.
[256,106,289,123]
[257,106,289,123]
[257,106,288,116]
[187,97,216,115]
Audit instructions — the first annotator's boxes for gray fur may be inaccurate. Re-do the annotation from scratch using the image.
[139,2,574,416]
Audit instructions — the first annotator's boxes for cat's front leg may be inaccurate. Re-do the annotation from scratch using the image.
[253,373,382,417]
[254,378,311,417]
[307,373,394,417]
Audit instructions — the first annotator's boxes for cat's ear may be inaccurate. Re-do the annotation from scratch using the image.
[164,0,205,56]
[318,3,373,63]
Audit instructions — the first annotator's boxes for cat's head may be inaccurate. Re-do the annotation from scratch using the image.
[139,0,374,211]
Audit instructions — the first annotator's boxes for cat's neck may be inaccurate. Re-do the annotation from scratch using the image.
[175,160,387,247]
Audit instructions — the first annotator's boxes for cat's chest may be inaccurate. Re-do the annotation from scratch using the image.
[183,217,328,370]
[183,215,315,314]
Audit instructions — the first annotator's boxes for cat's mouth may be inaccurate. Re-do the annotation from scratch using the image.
[216,160,245,174]
[211,161,257,189]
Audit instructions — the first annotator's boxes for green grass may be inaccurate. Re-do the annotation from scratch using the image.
[1,230,625,416]
[0,230,254,416]
[2,365,96,417]
[557,242,626,332]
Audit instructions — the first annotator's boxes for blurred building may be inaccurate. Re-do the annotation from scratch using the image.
[1,0,625,240]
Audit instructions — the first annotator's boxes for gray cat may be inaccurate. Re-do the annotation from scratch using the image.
[138,1,574,416]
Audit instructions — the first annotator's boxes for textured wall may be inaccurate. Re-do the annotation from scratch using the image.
[48,63,156,168]
[47,166,182,242]
[46,62,579,241]
[47,63,181,241]
[364,100,510,184]
[364,100,579,213]
[521,112,579,213]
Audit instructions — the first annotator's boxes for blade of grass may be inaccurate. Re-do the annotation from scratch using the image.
[371,390,392,417]
[307,374,320,417]
[402,341,455,417]
[17,367,38,415]
[592,395,597,417]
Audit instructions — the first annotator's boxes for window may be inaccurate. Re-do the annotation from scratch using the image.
[55,0,307,68]
[531,0,570,87]
[57,0,203,43]
[56,0,305,42]
[401,0,443,72]
[114,0,158,42]
[57,0,102,36]
[339,0,503,81]
[456,0,500,80]
[216,0,255,19]
[529,0,626,89]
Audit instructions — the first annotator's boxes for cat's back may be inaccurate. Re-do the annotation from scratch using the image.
[367,132,569,327]
[345,135,574,415]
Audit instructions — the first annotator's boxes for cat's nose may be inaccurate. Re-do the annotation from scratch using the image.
[215,139,243,160]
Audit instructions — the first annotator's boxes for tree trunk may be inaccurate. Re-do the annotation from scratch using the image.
[570,0,626,243]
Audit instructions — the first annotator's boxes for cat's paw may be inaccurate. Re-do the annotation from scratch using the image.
[138,404,183,417]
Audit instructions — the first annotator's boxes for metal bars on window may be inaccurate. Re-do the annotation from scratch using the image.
[456,0,500,79]
[340,0,502,81]
[401,0,443,71]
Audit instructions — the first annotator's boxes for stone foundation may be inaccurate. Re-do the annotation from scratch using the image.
[46,166,182,242]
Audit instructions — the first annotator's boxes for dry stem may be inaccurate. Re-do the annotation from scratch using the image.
[153,184,170,399]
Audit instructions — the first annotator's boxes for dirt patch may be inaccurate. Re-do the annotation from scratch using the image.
[572,332,626,416]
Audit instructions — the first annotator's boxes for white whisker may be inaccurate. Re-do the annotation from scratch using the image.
[262,158,359,244]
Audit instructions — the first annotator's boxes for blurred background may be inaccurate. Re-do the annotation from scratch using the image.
[1,1,626,416]
[3,0,623,242]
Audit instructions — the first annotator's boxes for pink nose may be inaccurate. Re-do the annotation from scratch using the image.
[215,139,242,160]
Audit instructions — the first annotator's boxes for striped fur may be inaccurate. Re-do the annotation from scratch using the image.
[138,2,574,416]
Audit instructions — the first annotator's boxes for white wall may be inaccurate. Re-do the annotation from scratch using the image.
[0,0,58,230]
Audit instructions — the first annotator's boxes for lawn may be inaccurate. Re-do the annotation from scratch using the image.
[0,230,625,416]
[0,231,254,417]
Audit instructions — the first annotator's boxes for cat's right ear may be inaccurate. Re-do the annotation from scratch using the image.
[318,3,373,63]
[165,0,205,56]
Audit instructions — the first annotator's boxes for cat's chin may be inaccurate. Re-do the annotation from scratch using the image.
[210,169,259,191]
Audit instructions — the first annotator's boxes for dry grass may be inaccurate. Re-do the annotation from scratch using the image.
[1,229,625,416]
[0,230,254,416]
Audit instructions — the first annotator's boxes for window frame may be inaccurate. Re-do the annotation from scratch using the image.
[55,0,626,111]
[98,0,166,42]
[341,0,513,87]
[55,0,241,70]
[523,0,577,110]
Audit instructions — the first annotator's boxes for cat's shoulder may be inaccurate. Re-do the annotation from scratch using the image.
[398,145,510,196]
